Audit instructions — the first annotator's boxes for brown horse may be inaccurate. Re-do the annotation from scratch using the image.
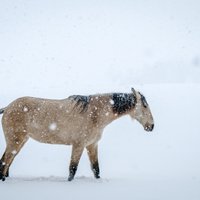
[0,88,154,181]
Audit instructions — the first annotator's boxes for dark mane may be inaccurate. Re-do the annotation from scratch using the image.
[69,95,91,113]
[112,93,136,115]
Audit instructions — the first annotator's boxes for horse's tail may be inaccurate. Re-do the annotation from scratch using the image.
[0,107,5,115]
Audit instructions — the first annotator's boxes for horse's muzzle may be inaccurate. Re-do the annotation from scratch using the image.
[144,124,154,132]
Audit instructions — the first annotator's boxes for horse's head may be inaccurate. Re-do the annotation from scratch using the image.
[130,88,154,132]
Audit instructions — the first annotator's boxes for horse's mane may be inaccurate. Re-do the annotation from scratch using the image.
[112,93,136,115]
[69,95,91,113]
[69,93,136,115]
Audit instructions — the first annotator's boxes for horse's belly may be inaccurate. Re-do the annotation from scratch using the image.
[28,131,67,145]
[27,123,86,145]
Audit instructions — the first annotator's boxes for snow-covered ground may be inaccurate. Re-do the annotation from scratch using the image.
[0,1,200,200]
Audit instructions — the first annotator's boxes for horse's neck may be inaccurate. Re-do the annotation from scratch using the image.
[92,94,128,128]
[106,109,128,124]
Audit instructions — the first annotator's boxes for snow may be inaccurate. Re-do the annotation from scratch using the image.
[11,150,17,155]
[23,106,28,112]
[1,177,199,200]
[49,123,57,131]
[0,0,200,200]
[109,99,114,105]
[105,112,109,116]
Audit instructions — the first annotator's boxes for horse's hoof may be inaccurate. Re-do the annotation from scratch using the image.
[0,174,6,181]
[5,169,9,178]
[95,175,100,179]
[68,176,74,182]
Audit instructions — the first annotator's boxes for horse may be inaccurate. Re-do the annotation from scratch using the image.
[0,88,154,181]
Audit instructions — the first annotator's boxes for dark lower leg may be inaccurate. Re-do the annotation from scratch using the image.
[0,154,13,181]
[0,163,8,181]
[0,154,7,181]
[92,161,100,179]
[6,169,9,177]
[0,161,4,180]
[68,162,78,181]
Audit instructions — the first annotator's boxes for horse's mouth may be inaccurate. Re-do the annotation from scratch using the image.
[144,124,154,132]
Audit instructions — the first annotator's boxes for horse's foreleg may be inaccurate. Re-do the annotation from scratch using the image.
[86,143,100,179]
[68,144,84,181]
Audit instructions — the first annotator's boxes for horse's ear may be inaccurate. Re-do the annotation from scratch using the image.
[131,87,136,96]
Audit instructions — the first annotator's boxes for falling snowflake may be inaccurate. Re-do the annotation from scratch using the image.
[109,99,114,105]
[49,123,57,131]
[23,106,28,112]
[12,150,17,155]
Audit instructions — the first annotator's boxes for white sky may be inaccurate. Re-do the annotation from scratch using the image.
[0,0,200,96]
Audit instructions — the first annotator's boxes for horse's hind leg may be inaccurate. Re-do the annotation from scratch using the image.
[86,143,100,179]
[0,133,29,181]
[0,153,9,177]
[0,153,9,180]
